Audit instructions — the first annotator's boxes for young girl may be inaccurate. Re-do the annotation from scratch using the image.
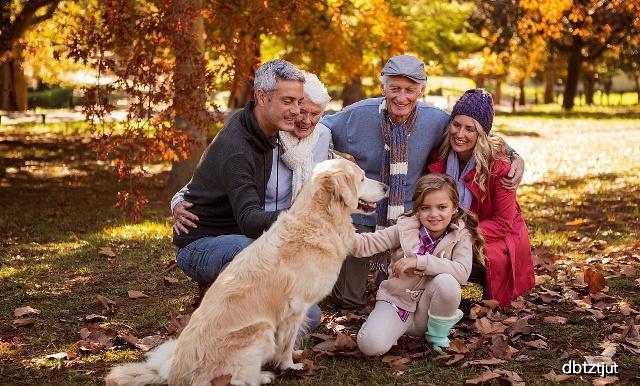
[350,174,485,355]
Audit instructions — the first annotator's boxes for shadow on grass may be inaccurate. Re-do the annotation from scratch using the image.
[520,171,640,239]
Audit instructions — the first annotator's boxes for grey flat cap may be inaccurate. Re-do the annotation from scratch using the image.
[381,54,426,83]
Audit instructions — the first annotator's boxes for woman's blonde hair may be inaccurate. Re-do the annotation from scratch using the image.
[404,174,486,266]
[438,119,508,201]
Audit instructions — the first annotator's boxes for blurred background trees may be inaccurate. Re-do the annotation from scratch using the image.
[2,0,639,217]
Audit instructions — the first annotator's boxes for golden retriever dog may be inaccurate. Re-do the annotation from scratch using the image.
[105,158,388,386]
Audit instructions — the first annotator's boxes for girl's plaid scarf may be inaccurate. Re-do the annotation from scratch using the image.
[377,107,418,228]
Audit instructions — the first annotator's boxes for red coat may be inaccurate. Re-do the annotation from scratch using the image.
[428,157,535,306]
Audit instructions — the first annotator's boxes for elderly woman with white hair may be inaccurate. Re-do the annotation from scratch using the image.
[265,71,333,210]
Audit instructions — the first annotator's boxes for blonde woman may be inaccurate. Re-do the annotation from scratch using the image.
[428,89,534,307]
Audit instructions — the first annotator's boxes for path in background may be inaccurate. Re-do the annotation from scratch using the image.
[494,117,640,185]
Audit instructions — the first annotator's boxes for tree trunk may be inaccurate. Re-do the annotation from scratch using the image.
[494,79,502,106]
[562,43,583,111]
[0,45,28,111]
[634,75,640,105]
[544,47,556,104]
[583,76,595,105]
[341,75,365,107]
[165,0,209,198]
[475,74,485,89]
[227,32,261,110]
[518,80,526,106]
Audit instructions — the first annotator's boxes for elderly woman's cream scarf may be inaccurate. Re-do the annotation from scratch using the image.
[278,129,320,200]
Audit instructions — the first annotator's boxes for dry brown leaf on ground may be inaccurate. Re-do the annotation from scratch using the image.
[489,334,518,360]
[119,333,140,347]
[85,314,108,324]
[137,335,166,351]
[619,319,640,349]
[312,338,336,353]
[12,318,34,328]
[447,339,469,354]
[464,357,507,366]
[127,290,149,299]
[310,332,333,341]
[481,299,500,310]
[524,339,548,349]
[468,303,488,319]
[334,332,357,351]
[586,308,606,320]
[584,355,616,365]
[536,274,553,286]
[495,369,525,385]
[445,354,465,365]
[543,316,568,324]
[599,342,618,358]
[620,265,636,277]
[592,376,619,386]
[510,299,528,311]
[508,315,534,336]
[542,370,574,382]
[119,333,165,351]
[96,295,118,314]
[164,260,178,271]
[616,302,638,316]
[14,306,41,317]
[475,317,507,335]
[584,267,607,294]
[381,355,410,370]
[532,246,558,269]
[465,370,501,384]
[514,354,535,362]
[98,246,116,257]
[299,358,327,377]
[163,276,179,285]
[167,314,191,336]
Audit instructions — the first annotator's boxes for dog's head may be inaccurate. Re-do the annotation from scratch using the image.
[311,159,388,214]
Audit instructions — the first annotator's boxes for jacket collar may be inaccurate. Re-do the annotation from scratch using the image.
[240,101,277,152]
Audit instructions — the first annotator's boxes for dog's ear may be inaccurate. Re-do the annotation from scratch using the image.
[332,170,358,209]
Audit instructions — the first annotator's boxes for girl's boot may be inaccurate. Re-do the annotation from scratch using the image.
[425,309,463,353]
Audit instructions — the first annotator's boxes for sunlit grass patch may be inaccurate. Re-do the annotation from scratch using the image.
[102,220,171,241]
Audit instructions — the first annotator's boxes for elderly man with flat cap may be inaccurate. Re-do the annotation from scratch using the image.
[318,54,525,310]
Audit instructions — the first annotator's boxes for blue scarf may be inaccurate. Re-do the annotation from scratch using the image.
[445,151,474,210]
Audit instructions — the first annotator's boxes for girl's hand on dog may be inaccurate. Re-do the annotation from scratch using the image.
[392,256,417,277]
[173,201,199,235]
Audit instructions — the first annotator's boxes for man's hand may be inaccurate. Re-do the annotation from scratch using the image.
[173,201,199,235]
[501,153,525,191]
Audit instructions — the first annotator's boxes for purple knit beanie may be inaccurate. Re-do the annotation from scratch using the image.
[450,89,494,133]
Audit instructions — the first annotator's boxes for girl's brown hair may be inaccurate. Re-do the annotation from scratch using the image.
[405,174,486,266]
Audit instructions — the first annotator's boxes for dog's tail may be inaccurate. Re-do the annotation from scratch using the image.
[105,339,177,386]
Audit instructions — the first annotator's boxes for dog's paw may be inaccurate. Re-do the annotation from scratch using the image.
[260,371,275,384]
[288,362,305,371]
[280,360,304,371]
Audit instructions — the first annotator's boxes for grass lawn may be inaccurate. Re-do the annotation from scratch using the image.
[1,112,639,385]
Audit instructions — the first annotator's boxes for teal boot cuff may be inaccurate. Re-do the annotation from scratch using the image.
[425,309,464,354]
